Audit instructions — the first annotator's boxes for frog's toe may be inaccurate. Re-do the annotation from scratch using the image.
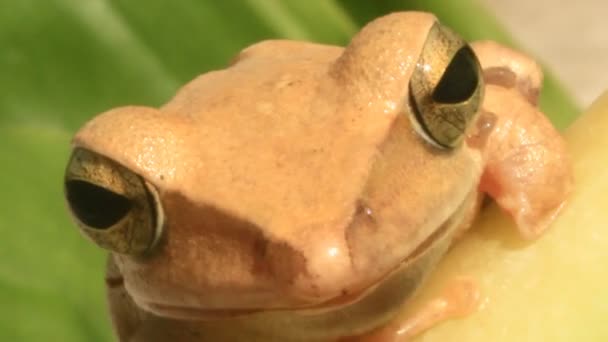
[344,277,480,342]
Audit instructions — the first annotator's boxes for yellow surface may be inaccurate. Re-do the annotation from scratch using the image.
[414,92,608,341]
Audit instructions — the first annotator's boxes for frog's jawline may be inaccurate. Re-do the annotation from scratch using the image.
[139,188,475,321]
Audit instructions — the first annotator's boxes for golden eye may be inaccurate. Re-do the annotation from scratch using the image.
[64,148,164,255]
[409,22,484,149]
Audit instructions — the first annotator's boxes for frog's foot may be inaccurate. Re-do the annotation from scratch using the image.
[470,41,572,239]
[342,278,480,342]
[476,85,573,239]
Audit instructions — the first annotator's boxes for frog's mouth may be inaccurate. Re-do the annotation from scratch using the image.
[112,188,475,322]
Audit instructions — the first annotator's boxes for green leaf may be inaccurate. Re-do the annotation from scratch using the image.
[0,1,580,341]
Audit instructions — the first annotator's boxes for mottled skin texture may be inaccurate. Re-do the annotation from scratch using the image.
[68,12,571,341]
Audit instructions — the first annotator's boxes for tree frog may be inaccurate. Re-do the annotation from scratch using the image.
[64,12,572,341]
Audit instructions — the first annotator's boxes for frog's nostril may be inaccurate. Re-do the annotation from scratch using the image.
[66,180,132,229]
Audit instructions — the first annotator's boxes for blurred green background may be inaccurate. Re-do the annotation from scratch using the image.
[0,0,580,341]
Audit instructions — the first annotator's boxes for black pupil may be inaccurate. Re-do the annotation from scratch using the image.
[66,180,132,229]
[432,46,479,104]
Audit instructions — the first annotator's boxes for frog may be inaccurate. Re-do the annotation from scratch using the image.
[63,11,572,342]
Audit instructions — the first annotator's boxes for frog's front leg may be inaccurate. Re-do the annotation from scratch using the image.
[469,42,572,238]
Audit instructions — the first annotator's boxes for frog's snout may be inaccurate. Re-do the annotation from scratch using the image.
[64,148,164,256]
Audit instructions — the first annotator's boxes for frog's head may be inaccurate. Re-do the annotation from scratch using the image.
[64,12,486,319]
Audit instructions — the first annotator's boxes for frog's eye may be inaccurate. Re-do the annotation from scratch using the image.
[409,22,484,149]
[64,148,164,256]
